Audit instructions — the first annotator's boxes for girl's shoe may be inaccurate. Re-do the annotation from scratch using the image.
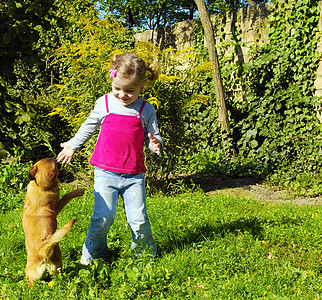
[80,256,91,265]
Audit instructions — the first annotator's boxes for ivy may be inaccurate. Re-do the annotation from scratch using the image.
[190,0,322,196]
[237,0,321,187]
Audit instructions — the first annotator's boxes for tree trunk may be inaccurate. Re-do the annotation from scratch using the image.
[189,0,195,19]
[127,9,134,28]
[194,0,230,133]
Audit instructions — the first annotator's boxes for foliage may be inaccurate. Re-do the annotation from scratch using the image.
[99,0,269,30]
[47,9,208,189]
[140,47,203,191]
[0,0,57,156]
[236,0,322,194]
[49,0,322,196]
[0,0,98,157]
[0,187,321,298]
[0,151,32,212]
[45,15,136,180]
[50,15,135,125]
[100,0,198,30]
[188,0,322,196]
[207,0,269,13]
[0,0,56,78]
[16,94,73,159]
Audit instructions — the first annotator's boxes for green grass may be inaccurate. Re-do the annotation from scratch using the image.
[0,186,321,299]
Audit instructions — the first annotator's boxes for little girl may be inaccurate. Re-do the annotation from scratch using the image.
[57,53,162,264]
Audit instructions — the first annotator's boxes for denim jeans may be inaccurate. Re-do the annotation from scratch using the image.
[81,167,156,261]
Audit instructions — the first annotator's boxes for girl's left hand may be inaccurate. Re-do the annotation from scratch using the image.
[148,133,161,156]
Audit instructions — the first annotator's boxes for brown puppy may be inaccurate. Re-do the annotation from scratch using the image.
[22,158,85,288]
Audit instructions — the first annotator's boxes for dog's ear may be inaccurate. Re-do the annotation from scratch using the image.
[28,165,37,181]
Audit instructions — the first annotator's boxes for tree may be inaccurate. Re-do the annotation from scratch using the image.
[194,1,230,128]
[99,0,269,31]
[247,0,257,6]
[205,0,269,14]
[0,0,58,155]
[194,0,237,158]
[99,0,198,30]
[0,0,98,157]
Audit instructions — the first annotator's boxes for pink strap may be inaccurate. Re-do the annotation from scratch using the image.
[138,101,146,117]
[105,94,109,113]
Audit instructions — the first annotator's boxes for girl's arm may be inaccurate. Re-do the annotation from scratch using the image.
[148,133,161,155]
[144,102,163,154]
[57,97,106,164]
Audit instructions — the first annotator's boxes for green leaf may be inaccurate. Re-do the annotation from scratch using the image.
[250,140,258,149]
[15,114,31,125]
[246,129,257,139]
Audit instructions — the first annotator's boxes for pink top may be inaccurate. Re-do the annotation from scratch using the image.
[89,94,147,173]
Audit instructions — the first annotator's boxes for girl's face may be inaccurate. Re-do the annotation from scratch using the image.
[112,76,144,106]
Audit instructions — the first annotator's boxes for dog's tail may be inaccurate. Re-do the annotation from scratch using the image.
[39,219,76,258]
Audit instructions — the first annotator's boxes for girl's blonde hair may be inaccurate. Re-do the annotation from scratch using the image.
[109,53,158,85]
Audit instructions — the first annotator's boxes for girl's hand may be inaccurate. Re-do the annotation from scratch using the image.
[57,142,75,164]
[148,133,161,156]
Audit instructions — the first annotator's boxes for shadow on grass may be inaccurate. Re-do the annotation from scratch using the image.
[158,216,264,255]
[178,172,262,193]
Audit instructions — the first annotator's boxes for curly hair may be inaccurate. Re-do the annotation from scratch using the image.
[109,53,159,85]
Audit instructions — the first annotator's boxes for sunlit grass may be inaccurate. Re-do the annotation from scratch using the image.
[0,186,321,299]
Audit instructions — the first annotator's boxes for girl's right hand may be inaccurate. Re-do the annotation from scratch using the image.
[57,142,75,164]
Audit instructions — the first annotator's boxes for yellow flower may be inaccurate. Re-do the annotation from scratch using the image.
[48,281,54,288]
[49,84,68,90]
[147,97,160,109]
[192,94,209,105]
[158,74,180,82]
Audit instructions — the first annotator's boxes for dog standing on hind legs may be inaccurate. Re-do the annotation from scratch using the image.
[22,158,85,288]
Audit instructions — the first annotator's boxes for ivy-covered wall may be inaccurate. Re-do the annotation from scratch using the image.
[314,1,322,122]
[135,3,271,61]
[135,2,322,122]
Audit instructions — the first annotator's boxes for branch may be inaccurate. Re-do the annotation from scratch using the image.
[247,0,256,6]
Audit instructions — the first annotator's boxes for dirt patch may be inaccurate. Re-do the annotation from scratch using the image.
[181,173,322,205]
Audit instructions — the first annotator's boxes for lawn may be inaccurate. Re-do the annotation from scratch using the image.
[0,185,321,299]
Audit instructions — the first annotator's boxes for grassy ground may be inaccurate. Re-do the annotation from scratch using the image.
[0,186,321,299]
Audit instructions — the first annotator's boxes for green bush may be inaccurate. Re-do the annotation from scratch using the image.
[0,150,32,212]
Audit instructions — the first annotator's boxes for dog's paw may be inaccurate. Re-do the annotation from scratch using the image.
[73,188,85,197]
[27,278,35,289]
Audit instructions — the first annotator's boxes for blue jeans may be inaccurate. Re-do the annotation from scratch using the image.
[81,167,156,261]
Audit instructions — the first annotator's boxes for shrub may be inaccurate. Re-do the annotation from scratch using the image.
[0,150,32,212]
